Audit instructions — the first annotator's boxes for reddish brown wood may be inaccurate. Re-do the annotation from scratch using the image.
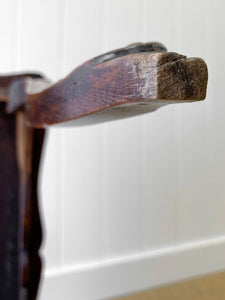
[27,52,207,128]
[0,108,44,299]
[16,111,45,299]
[5,43,208,128]
[0,74,45,300]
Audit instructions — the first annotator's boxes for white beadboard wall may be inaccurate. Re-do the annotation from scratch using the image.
[1,0,225,299]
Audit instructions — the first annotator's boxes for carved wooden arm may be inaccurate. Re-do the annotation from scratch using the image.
[0,42,208,300]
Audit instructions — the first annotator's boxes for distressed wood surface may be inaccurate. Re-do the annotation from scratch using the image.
[5,42,208,128]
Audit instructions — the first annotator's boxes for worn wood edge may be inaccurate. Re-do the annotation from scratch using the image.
[4,43,208,128]
[26,52,208,128]
[157,57,208,100]
[51,100,192,127]
[5,42,166,113]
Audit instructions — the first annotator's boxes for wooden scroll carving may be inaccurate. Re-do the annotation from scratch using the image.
[0,42,208,300]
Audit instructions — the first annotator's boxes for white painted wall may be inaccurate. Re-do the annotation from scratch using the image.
[1,0,225,299]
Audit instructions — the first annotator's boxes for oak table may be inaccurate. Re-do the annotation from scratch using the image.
[0,42,208,300]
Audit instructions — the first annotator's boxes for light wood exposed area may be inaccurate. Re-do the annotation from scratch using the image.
[116,271,225,300]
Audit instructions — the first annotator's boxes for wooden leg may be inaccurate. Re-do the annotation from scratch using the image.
[0,103,45,300]
[16,112,45,299]
[0,103,20,300]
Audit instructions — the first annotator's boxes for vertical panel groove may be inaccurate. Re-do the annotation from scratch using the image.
[102,0,110,257]
[171,0,181,246]
[58,0,67,269]
[14,0,22,70]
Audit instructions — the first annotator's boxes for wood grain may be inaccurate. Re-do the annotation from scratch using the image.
[115,271,225,300]
[5,42,208,128]
[27,51,208,128]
